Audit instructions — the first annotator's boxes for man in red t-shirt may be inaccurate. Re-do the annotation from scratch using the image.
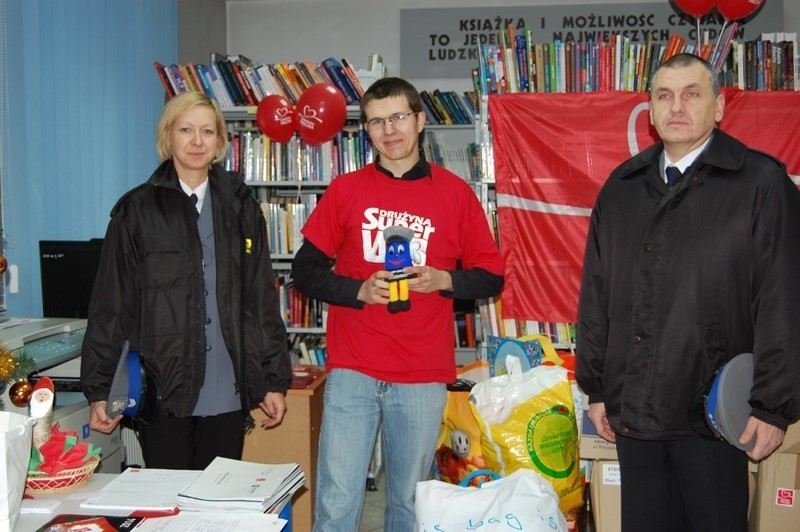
[293,77,503,531]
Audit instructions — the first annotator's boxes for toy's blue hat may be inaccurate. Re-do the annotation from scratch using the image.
[688,352,755,451]
[106,340,160,424]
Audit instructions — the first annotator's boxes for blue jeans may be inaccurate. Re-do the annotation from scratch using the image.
[313,369,447,532]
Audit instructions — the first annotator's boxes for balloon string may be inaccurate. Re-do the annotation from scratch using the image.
[710,20,729,71]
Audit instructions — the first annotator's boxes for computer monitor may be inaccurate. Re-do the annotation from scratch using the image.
[39,239,104,319]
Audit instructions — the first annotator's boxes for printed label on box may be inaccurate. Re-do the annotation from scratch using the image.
[602,462,622,486]
[776,488,796,507]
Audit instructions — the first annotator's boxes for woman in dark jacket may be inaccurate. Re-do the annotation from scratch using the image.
[81,92,291,469]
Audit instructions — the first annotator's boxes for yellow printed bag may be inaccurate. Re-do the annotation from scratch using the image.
[433,382,490,486]
[469,356,583,514]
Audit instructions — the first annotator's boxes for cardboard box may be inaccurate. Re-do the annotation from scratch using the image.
[748,459,759,520]
[579,395,618,460]
[749,452,800,532]
[776,421,800,455]
[590,460,621,532]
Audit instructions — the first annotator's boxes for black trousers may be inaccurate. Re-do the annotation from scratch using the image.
[138,410,246,470]
[615,435,749,532]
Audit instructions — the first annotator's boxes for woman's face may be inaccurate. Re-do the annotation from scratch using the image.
[169,105,219,178]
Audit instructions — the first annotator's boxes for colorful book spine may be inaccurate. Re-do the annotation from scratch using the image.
[320,57,358,104]
[153,62,176,97]
[340,58,366,97]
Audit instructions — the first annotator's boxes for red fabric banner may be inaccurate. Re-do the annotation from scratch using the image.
[491,89,800,323]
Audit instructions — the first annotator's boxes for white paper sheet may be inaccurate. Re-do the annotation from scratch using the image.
[80,468,200,512]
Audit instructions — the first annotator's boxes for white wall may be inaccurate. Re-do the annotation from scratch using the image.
[179,0,227,65]
[227,0,797,93]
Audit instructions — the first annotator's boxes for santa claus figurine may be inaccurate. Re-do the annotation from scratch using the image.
[30,376,55,447]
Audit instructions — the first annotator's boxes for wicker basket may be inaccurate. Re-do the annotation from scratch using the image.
[25,459,100,494]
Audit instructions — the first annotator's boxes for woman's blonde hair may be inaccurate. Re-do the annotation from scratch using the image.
[155,92,229,164]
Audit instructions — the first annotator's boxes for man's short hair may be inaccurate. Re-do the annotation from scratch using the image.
[651,53,720,98]
[359,77,424,123]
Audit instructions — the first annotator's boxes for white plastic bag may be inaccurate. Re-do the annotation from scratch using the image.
[415,468,567,531]
[0,411,35,532]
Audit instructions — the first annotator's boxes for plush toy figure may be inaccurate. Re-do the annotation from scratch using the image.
[384,226,418,313]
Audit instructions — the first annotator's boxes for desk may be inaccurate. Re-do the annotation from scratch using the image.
[16,473,293,531]
[243,373,326,532]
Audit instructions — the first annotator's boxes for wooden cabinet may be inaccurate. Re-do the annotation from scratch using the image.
[243,374,326,532]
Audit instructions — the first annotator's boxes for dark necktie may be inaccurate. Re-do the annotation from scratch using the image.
[665,166,683,188]
[191,193,199,218]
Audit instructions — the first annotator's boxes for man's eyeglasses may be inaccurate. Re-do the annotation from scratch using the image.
[365,112,420,130]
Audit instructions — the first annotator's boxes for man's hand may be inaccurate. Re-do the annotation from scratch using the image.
[89,401,122,434]
[740,416,785,461]
[357,271,393,305]
[259,392,287,429]
[588,401,616,443]
[406,266,452,293]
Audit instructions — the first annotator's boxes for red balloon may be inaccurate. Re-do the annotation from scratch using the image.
[294,84,347,145]
[674,0,716,18]
[256,95,296,143]
[716,0,765,21]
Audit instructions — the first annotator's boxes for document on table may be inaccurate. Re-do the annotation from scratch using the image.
[80,468,200,512]
[19,499,61,514]
[134,511,287,531]
[177,456,305,512]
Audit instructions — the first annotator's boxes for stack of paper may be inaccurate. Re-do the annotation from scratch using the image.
[80,468,201,512]
[177,457,306,513]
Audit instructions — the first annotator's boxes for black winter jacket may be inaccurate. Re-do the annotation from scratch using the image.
[576,130,800,439]
[81,161,291,417]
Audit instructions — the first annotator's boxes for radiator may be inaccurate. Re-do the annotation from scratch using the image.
[121,425,146,468]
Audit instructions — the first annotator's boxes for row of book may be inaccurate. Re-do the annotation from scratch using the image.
[275,274,328,330]
[472,181,500,246]
[261,194,318,255]
[476,32,679,95]
[476,296,576,348]
[454,311,477,349]
[226,125,374,183]
[474,26,799,95]
[154,54,374,107]
[730,35,798,91]
[423,132,480,181]
[419,90,476,125]
[288,333,327,367]
[228,125,479,185]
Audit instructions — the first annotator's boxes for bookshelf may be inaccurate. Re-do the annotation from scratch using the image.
[474,29,798,96]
